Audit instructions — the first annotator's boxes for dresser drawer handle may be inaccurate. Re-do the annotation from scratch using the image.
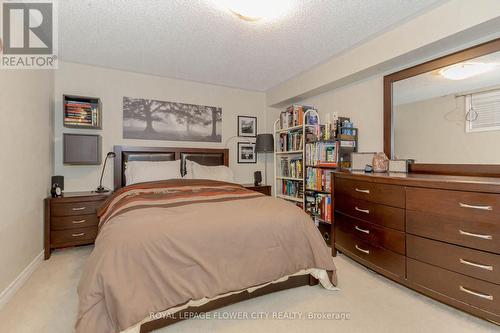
[459,259,493,271]
[355,207,370,214]
[355,226,370,234]
[72,233,85,237]
[459,202,493,211]
[459,229,493,240]
[459,286,493,301]
[355,188,370,194]
[72,219,86,224]
[355,244,370,254]
[72,207,86,211]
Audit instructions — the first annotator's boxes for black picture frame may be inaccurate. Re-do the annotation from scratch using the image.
[237,116,257,137]
[237,142,257,164]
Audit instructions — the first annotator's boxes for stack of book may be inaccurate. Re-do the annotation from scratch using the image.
[305,141,338,167]
[305,193,332,223]
[279,105,316,129]
[278,131,303,152]
[305,168,333,192]
[64,100,99,127]
[280,157,303,179]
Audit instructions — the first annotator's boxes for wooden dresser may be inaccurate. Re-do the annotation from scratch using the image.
[333,171,500,324]
[44,191,110,259]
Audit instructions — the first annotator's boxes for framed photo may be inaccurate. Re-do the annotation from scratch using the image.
[237,116,257,137]
[237,142,256,164]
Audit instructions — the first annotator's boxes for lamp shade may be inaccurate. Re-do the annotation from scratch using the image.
[255,134,274,153]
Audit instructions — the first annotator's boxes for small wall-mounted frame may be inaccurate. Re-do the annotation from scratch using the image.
[237,116,257,137]
[63,94,102,129]
[63,133,102,165]
[237,142,256,164]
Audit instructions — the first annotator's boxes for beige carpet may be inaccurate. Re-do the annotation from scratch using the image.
[0,246,497,333]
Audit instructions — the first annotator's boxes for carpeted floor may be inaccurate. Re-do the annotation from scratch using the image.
[0,245,497,333]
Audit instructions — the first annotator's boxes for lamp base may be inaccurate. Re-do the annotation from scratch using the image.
[95,186,110,193]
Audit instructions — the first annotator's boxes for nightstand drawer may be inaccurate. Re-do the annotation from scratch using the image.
[51,214,98,230]
[51,200,103,216]
[51,226,97,245]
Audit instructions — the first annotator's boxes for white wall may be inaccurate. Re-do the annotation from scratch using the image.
[296,77,384,153]
[394,94,500,164]
[0,70,53,294]
[54,62,267,191]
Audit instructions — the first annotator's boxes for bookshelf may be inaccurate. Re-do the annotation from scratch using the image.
[274,107,359,232]
[63,95,101,129]
[273,105,320,210]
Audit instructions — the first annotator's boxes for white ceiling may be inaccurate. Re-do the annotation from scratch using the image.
[59,0,447,91]
[394,51,500,105]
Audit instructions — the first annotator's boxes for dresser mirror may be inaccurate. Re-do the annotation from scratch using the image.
[384,38,500,177]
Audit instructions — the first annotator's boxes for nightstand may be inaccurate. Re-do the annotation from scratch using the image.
[242,184,271,196]
[44,191,110,259]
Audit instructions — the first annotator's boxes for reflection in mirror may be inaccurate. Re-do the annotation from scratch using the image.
[393,51,500,164]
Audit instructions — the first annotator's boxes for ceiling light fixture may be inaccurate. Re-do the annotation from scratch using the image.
[439,62,497,80]
[215,0,291,22]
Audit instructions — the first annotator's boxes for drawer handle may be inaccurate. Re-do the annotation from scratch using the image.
[355,244,370,254]
[72,207,86,211]
[72,219,86,224]
[72,233,85,237]
[459,229,493,240]
[459,202,493,211]
[459,286,493,301]
[355,226,370,234]
[355,207,370,214]
[459,259,493,271]
[355,188,370,194]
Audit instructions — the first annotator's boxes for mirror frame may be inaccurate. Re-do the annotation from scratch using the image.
[384,37,500,177]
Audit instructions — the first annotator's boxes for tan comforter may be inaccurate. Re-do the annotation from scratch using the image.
[76,180,337,333]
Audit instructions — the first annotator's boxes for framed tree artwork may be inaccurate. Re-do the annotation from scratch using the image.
[237,142,256,164]
[123,97,222,142]
[237,116,257,137]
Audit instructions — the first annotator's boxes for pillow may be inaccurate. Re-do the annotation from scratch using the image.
[190,161,234,183]
[125,160,182,185]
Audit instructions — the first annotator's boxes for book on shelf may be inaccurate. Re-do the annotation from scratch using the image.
[305,193,332,223]
[305,141,339,166]
[305,168,334,193]
[339,140,356,148]
[280,180,303,199]
[279,157,303,179]
[278,131,303,152]
[278,105,317,129]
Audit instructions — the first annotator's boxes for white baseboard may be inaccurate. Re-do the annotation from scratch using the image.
[0,250,44,310]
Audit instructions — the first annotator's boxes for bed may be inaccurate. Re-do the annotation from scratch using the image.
[76,146,337,333]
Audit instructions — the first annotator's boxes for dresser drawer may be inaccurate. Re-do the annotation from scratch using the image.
[335,226,405,278]
[51,214,99,231]
[51,200,103,217]
[336,212,405,254]
[334,177,405,208]
[51,226,97,245]
[406,187,500,224]
[408,258,500,316]
[407,235,500,285]
[406,210,500,254]
[335,195,404,231]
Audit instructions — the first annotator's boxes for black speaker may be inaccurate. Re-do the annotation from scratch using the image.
[52,175,64,190]
[254,171,262,186]
[51,176,64,198]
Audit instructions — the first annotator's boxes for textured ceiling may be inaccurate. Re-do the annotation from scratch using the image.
[59,0,447,91]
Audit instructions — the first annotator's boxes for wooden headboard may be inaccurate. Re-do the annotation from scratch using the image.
[113,145,229,190]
